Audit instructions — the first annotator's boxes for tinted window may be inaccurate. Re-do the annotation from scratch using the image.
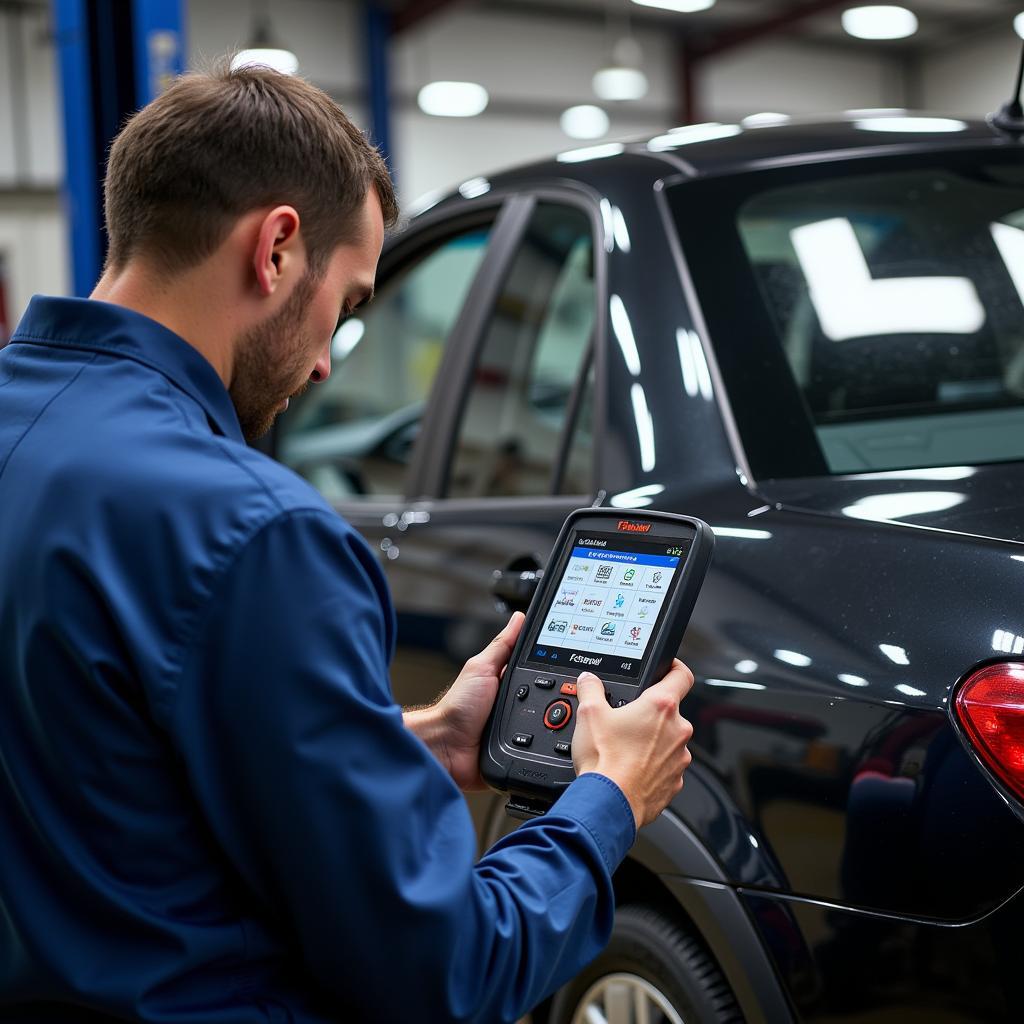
[278,225,492,499]
[736,165,1024,473]
[670,155,1024,478]
[446,204,595,498]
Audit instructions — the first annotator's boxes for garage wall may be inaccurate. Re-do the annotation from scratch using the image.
[700,40,898,122]
[920,28,1020,118]
[190,0,903,204]
[1,0,994,329]
[0,5,67,336]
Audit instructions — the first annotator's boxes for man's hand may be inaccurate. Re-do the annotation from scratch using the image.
[404,612,524,791]
[571,661,695,829]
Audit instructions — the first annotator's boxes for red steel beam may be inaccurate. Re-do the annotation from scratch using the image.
[675,0,851,124]
[392,0,470,35]
[691,0,851,59]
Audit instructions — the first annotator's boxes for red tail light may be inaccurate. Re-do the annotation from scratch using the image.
[954,662,1024,801]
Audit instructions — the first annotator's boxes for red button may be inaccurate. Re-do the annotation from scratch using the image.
[544,700,573,730]
[560,682,577,696]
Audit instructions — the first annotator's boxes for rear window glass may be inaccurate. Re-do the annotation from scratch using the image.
[670,155,1024,477]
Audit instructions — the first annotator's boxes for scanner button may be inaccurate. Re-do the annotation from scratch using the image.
[515,685,530,701]
[543,700,572,730]
[554,741,572,757]
[534,677,555,689]
[559,682,577,696]
[512,733,533,747]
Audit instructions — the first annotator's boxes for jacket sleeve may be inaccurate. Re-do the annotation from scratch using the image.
[169,508,636,1023]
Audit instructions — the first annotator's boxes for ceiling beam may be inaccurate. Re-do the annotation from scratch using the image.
[688,0,850,58]
[392,0,470,35]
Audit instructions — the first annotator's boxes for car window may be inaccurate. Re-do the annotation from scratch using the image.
[735,165,1024,473]
[446,203,595,498]
[277,224,493,500]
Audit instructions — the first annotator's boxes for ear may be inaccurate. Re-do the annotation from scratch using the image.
[252,206,303,297]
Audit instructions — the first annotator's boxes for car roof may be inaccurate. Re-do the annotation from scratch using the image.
[412,113,1020,217]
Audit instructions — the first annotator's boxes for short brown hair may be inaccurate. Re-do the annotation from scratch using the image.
[103,64,399,276]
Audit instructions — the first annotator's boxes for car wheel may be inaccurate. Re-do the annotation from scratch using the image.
[542,904,742,1024]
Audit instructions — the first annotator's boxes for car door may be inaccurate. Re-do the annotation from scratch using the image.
[375,192,605,836]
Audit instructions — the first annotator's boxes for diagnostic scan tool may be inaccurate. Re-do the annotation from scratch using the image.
[482,508,713,816]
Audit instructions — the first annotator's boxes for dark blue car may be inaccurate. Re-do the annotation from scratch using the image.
[271,113,1024,1023]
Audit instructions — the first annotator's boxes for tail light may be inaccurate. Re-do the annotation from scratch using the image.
[954,662,1024,802]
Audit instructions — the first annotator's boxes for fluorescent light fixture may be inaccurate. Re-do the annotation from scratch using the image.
[1016,12,1024,39]
[630,383,656,472]
[735,660,758,674]
[231,48,298,75]
[457,177,490,199]
[632,0,715,11]
[610,295,642,376]
[841,491,968,522]
[879,643,910,666]
[417,81,489,117]
[854,116,967,133]
[593,66,649,101]
[741,112,791,128]
[841,5,918,40]
[648,122,741,151]
[557,142,624,164]
[331,318,365,362]
[791,217,985,341]
[560,104,610,140]
[774,649,811,667]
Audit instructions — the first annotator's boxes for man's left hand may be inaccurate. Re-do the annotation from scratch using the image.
[404,612,524,791]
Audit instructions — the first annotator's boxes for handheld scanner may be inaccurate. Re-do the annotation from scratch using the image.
[481,508,714,816]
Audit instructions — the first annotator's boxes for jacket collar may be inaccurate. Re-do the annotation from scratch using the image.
[11,295,245,443]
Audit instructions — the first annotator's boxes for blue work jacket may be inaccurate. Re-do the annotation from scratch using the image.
[0,296,636,1023]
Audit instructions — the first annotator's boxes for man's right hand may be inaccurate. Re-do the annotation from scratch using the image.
[571,661,695,829]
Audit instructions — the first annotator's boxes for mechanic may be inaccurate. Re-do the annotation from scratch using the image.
[0,67,694,1023]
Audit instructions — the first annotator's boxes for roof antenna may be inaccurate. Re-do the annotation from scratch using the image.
[990,38,1024,135]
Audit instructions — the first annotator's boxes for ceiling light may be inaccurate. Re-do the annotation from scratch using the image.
[593,67,648,102]
[594,37,648,101]
[1016,13,1024,39]
[231,5,298,75]
[631,0,715,11]
[841,6,918,40]
[560,105,610,139]
[417,81,489,117]
[231,48,299,75]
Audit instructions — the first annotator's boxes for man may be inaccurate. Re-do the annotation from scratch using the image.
[0,67,694,1022]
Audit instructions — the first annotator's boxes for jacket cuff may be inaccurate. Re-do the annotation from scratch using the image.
[548,772,637,874]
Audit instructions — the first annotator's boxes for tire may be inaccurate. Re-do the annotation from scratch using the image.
[542,904,743,1024]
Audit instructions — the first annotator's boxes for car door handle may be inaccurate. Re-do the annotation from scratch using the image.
[491,562,544,611]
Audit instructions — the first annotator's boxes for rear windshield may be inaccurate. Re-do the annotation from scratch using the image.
[669,152,1024,477]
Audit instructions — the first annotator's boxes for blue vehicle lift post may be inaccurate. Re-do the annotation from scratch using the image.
[53,0,185,296]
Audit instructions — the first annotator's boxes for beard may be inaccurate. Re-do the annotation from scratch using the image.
[229,271,320,444]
